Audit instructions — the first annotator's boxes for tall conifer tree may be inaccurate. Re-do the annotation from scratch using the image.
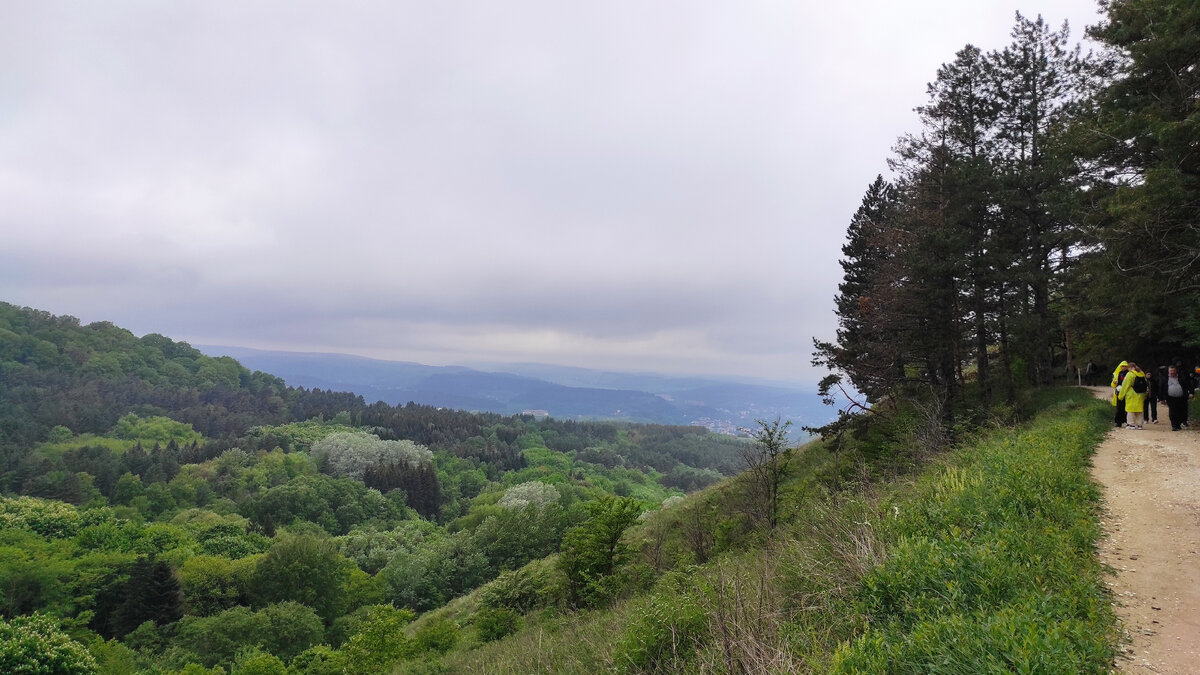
[992,13,1090,384]
[1081,0,1200,349]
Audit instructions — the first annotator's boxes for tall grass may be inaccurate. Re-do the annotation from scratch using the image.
[832,391,1116,672]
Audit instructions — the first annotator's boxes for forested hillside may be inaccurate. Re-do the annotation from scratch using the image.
[0,301,753,672]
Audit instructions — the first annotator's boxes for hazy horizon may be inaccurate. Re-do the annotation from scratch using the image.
[196,342,813,389]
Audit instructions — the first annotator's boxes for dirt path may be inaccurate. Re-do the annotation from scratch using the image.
[1087,386,1200,673]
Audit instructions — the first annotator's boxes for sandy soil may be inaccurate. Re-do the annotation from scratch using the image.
[1087,386,1200,674]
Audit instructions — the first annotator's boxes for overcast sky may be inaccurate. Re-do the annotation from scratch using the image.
[1,1,1104,384]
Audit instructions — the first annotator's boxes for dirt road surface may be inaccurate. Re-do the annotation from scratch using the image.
[1088,386,1200,673]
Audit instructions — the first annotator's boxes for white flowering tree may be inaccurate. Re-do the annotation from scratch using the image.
[0,613,96,674]
[311,432,432,481]
[497,481,560,510]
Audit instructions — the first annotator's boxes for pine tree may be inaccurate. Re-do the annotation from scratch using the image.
[885,43,1003,417]
[1087,0,1200,281]
[917,44,1004,406]
[92,557,182,639]
[992,13,1091,384]
[813,12,1104,434]
[1081,0,1200,347]
[815,175,904,404]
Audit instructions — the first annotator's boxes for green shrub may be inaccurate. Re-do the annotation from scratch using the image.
[121,620,165,653]
[614,590,707,673]
[480,564,557,613]
[230,647,286,675]
[173,607,265,668]
[712,512,755,553]
[288,645,344,675]
[474,607,520,642]
[257,601,324,663]
[169,601,325,667]
[87,638,139,675]
[414,617,459,655]
[327,605,371,648]
[339,605,418,672]
[176,664,226,675]
[48,425,74,443]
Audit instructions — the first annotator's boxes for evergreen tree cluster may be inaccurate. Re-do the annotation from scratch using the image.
[816,4,1200,430]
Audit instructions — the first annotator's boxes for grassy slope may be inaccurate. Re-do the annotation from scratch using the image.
[833,390,1116,672]
[418,389,1117,673]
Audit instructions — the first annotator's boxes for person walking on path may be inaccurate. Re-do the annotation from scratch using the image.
[1171,361,1196,428]
[1119,363,1149,429]
[1159,365,1194,431]
[1146,365,1161,423]
[1184,365,1198,428]
[1112,361,1130,428]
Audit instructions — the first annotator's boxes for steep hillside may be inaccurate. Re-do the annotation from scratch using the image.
[413,390,1119,673]
[0,303,293,460]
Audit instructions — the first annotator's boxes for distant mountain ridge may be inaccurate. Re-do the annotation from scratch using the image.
[196,345,829,434]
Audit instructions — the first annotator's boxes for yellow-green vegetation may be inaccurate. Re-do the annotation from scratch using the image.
[243,420,362,453]
[419,389,1116,673]
[506,446,681,504]
[0,301,772,674]
[832,391,1115,672]
[37,415,204,458]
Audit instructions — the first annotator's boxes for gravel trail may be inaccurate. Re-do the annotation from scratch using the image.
[1088,386,1200,674]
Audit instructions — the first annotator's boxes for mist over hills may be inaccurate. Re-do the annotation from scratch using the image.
[197,345,829,435]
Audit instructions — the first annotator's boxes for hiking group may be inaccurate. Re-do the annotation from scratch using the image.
[1108,360,1197,431]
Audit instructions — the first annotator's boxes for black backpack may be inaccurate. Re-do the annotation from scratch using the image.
[1132,376,1147,394]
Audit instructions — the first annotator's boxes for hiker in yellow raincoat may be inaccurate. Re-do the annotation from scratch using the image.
[1118,363,1148,429]
[1112,361,1129,427]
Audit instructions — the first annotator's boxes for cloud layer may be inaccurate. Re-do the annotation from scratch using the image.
[0,1,1102,382]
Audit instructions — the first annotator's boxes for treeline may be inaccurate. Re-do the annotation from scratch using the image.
[0,302,744,495]
[816,7,1199,428]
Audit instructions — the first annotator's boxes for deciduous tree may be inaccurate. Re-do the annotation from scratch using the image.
[559,495,643,607]
[249,533,351,623]
[0,613,96,674]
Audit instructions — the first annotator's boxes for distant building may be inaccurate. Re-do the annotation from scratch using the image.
[521,409,550,418]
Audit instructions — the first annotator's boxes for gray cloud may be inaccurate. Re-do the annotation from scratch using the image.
[0,1,1102,382]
